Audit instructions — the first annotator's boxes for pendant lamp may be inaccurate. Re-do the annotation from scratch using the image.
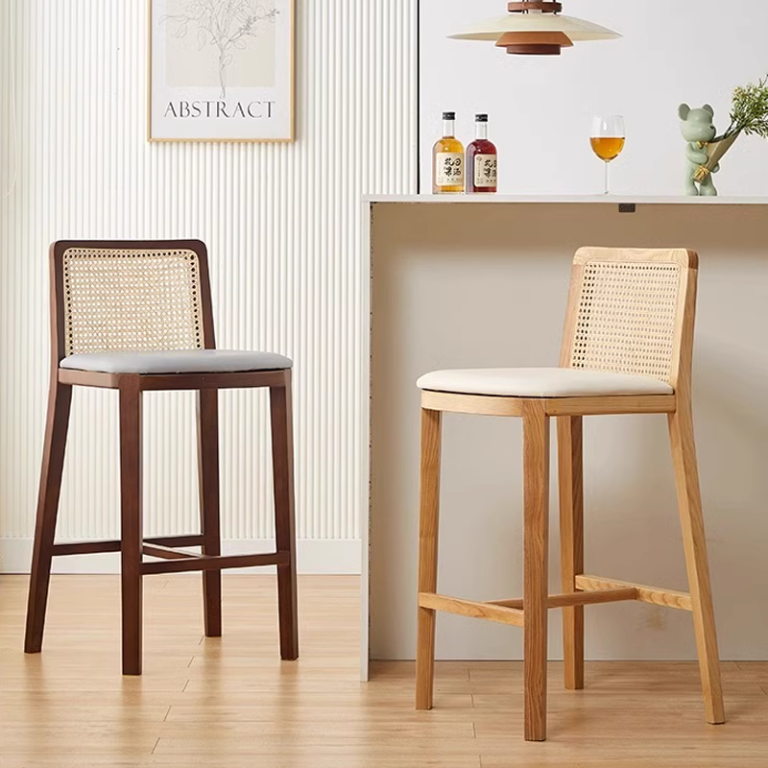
[449,1,620,56]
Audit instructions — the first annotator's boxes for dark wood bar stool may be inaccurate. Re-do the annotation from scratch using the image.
[25,239,298,674]
[415,247,724,740]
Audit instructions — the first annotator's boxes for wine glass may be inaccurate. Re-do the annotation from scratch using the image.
[590,116,625,195]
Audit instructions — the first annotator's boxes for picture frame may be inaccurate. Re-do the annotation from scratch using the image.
[148,0,295,142]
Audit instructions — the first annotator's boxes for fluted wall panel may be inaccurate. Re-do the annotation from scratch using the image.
[0,0,416,570]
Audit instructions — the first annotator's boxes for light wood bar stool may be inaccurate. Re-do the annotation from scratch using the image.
[25,240,298,674]
[415,247,724,741]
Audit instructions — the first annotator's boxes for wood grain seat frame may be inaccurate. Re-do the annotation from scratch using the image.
[24,240,299,675]
[415,247,725,741]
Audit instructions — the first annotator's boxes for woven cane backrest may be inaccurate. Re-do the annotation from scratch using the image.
[561,248,698,388]
[58,245,208,356]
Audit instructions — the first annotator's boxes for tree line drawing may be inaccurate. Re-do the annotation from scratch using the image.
[164,1,279,99]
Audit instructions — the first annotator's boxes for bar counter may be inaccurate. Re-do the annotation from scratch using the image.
[360,195,768,679]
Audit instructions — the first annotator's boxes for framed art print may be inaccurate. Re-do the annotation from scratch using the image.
[148,0,294,142]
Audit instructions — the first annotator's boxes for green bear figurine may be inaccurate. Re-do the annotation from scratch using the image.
[678,103,719,196]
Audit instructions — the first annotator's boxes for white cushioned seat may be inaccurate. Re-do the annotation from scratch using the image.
[60,349,292,375]
[417,367,673,397]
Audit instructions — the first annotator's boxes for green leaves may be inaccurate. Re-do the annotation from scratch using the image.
[726,74,768,139]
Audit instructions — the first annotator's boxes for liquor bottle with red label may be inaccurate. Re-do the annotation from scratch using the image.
[466,113,498,194]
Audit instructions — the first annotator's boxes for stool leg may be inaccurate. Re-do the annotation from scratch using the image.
[668,406,725,724]
[557,415,584,690]
[119,377,143,676]
[523,401,550,742]
[197,389,222,637]
[24,381,73,653]
[416,407,442,710]
[270,372,299,660]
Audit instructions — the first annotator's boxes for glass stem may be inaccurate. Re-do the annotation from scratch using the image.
[604,161,610,195]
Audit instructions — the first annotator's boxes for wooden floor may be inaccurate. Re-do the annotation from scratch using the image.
[0,575,766,767]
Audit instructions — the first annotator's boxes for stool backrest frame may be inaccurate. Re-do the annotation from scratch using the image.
[560,247,698,395]
[49,240,216,366]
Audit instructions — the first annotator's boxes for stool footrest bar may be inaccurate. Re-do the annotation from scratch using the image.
[142,544,203,560]
[488,587,638,610]
[575,574,692,611]
[145,535,206,547]
[51,535,207,557]
[141,551,289,575]
[52,540,122,556]
[418,592,525,627]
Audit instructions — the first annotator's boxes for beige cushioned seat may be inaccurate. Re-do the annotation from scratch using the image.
[60,349,292,375]
[416,367,673,398]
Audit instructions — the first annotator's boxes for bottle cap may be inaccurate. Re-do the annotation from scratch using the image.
[442,111,456,120]
[475,114,488,122]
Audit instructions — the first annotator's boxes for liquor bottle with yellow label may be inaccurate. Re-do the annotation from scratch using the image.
[432,112,465,194]
[466,114,497,194]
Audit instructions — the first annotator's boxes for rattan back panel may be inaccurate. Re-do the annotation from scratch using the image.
[562,249,696,386]
[61,247,205,356]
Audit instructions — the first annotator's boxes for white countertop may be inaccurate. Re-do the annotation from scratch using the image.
[365,194,768,205]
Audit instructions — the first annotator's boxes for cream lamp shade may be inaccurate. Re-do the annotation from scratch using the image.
[450,1,621,56]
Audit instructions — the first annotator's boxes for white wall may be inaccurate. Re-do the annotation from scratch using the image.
[1,0,765,579]
[420,0,768,196]
[0,0,417,573]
